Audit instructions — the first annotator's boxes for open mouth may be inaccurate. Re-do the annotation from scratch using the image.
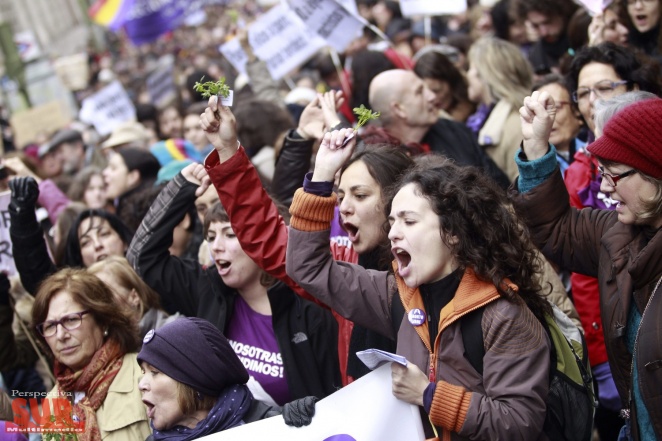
[342,222,359,242]
[216,260,231,274]
[96,254,108,262]
[392,248,412,275]
[142,399,155,418]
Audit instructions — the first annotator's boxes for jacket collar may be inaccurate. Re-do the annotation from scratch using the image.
[478,100,514,146]
[392,264,505,350]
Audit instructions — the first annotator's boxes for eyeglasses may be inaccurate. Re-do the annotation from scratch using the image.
[555,100,572,111]
[572,80,629,103]
[36,310,91,337]
[598,166,637,187]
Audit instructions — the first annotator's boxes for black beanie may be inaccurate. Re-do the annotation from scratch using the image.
[137,317,249,396]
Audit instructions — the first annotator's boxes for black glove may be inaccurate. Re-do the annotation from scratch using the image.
[0,273,9,306]
[9,177,39,214]
[282,396,318,427]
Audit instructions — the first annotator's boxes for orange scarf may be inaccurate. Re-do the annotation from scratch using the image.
[55,340,124,441]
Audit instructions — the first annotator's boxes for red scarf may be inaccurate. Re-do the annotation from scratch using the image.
[54,340,124,441]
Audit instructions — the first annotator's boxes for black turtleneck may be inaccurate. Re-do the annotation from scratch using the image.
[419,268,463,345]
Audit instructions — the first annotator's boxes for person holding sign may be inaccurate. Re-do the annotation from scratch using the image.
[285,129,552,440]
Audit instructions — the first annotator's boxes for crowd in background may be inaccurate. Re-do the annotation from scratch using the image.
[1,0,662,440]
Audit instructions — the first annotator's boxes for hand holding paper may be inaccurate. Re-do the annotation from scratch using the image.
[391,362,429,407]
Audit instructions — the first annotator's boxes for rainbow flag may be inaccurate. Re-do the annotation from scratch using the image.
[88,0,191,44]
[88,0,133,31]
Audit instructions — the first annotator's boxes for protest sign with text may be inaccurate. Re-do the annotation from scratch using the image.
[288,0,366,52]
[0,191,16,277]
[400,0,467,17]
[79,80,136,136]
[199,364,425,440]
[248,4,327,80]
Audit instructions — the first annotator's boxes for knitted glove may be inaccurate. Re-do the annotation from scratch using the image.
[282,396,318,427]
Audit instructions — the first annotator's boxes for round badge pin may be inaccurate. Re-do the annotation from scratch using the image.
[143,329,155,343]
[408,308,426,326]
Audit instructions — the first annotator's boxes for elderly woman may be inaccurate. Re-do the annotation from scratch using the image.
[88,256,181,338]
[32,268,150,440]
[514,93,662,440]
[137,317,316,440]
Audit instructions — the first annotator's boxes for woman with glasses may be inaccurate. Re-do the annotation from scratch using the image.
[32,268,150,440]
[561,43,662,440]
[514,92,662,441]
[620,0,662,61]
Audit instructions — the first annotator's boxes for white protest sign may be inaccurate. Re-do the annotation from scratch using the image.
[202,364,425,440]
[575,0,613,16]
[146,55,177,109]
[219,37,249,77]
[78,81,136,136]
[288,0,366,52]
[400,0,467,17]
[0,191,17,277]
[249,4,327,80]
[336,0,359,15]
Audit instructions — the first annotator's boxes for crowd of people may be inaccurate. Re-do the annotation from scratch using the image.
[1,0,662,440]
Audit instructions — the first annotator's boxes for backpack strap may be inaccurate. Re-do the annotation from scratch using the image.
[391,293,406,339]
[461,308,485,376]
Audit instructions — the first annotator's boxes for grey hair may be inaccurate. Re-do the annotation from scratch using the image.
[594,91,658,135]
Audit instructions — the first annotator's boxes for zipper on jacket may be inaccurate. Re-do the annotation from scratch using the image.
[625,275,662,422]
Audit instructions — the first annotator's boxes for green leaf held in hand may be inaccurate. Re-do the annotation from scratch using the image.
[193,76,231,99]
[352,105,380,132]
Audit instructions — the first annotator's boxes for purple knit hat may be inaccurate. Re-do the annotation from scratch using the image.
[587,98,662,179]
[137,317,248,396]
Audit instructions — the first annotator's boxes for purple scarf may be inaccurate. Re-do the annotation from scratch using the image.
[152,385,252,440]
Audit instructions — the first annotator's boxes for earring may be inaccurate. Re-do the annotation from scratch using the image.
[103,329,109,337]
[195,392,202,400]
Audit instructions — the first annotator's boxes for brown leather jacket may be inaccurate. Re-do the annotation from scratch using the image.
[512,169,662,440]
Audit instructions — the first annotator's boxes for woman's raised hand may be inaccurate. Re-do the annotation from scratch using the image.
[181,163,211,197]
[319,90,345,130]
[520,90,557,161]
[311,128,356,182]
[200,96,239,162]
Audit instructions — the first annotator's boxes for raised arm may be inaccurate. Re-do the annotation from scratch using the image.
[201,96,313,297]
[126,165,208,317]
[286,130,394,337]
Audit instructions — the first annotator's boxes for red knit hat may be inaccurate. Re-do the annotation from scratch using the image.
[587,98,662,180]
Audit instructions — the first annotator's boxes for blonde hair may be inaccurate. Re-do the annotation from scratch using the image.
[468,38,533,108]
[87,256,161,318]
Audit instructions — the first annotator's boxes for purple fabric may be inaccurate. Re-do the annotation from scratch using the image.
[0,421,29,440]
[466,103,495,136]
[303,172,334,197]
[38,179,70,224]
[593,362,621,412]
[226,296,291,406]
[423,382,436,413]
[111,0,189,45]
[577,174,618,210]
[152,385,252,441]
[330,206,350,246]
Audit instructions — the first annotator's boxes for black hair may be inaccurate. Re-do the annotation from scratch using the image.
[63,209,133,267]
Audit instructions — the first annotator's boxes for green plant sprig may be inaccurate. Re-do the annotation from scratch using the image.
[193,76,231,99]
[352,104,380,132]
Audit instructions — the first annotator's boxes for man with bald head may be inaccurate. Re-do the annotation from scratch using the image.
[369,69,509,187]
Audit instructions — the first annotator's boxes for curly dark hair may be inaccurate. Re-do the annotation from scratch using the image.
[385,157,552,322]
